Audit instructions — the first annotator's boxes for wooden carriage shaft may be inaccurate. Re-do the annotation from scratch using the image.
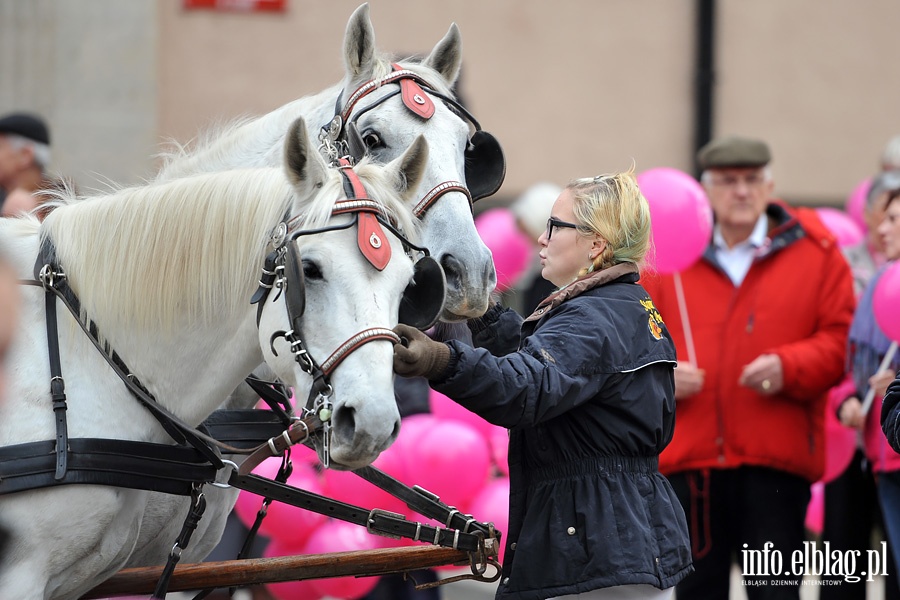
[82,545,477,598]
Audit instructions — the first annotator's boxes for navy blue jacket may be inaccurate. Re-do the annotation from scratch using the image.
[434,264,692,599]
[881,376,900,454]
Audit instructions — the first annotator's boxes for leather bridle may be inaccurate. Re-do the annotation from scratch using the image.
[318,64,506,216]
[249,159,432,468]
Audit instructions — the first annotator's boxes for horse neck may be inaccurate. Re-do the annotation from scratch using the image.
[157,85,341,180]
[104,309,265,428]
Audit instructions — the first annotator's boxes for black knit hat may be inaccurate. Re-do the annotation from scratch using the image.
[0,112,50,145]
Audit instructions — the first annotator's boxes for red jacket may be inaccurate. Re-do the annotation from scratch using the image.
[641,202,855,482]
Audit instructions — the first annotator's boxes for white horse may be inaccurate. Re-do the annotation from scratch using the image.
[0,119,429,600]
[127,3,500,572]
[157,2,502,322]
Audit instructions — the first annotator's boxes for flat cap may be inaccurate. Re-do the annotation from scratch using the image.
[0,112,50,145]
[697,135,770,170]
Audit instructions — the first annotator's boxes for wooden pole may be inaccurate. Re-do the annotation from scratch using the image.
[83,544,492,598]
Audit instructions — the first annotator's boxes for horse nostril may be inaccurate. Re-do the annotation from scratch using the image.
[391,418,401,441]
[333,405,356,442]
[440,254,463,292]
[484,260,497,287]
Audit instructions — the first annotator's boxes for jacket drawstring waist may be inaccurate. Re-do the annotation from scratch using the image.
[530,455,659,483]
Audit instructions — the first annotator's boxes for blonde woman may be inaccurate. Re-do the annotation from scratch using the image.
[393,170,692,599]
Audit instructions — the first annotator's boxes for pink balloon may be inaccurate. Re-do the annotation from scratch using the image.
[637,168,713,275]
[874,262,900,342]
[320,449,407,515]
[234,457,327,546]
[302,520,381,599]
[845,177,872,232]
[820,388,856,484]
[467,477,510,563]
[815,207,865,248]
[392,413,440,463]
[401,419,492,510]
[475,208,533,292]
[805,482,825,536]
[429,389,495,440]
[233,455,288,526]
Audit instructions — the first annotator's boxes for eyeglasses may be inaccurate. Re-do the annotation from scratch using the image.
[546,217,578,240]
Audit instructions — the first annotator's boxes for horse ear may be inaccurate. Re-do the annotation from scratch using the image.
[388,135,429,203]
[422,23,462,87]
[284,117,327,191]
[343,3,376,83]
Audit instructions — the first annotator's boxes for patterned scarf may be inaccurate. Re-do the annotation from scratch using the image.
[848,264,899,395]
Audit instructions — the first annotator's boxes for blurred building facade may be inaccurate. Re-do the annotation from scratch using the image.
[0,0,897,206]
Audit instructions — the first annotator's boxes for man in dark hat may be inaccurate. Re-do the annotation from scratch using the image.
[642,135,856,598]
[0,111,52,216]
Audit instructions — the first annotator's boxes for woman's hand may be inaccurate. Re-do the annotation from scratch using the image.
[392,324,451,380]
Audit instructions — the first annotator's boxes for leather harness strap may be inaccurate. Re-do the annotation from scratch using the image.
[339,68,437,125]
[0,438,218,497]
[229,471,489,553]
[31,239,227,469]
[39,265,69,480]
[236,414,319,476]
[200,409,492,539]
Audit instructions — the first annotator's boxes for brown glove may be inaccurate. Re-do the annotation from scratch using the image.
[393,323,451,380]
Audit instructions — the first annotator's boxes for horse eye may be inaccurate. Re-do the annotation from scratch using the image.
[362,132,383,149]
[302,260,323,280]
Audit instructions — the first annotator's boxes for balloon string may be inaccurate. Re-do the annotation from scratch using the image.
[861,340,898,416]
[674,271,697,367]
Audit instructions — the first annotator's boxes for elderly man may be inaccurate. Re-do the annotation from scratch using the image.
[0,112,51,217]
[642,136,856,598]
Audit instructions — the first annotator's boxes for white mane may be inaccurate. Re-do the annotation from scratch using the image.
[38,157,420,336]
[153,51,455,183]
[41,170,294,334]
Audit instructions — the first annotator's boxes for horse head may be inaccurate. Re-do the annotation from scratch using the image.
[325,3,505,321]
[255,117,437,469]
[154,4,505,322]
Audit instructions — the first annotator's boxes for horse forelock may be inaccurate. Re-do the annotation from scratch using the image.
[42,169,293,335]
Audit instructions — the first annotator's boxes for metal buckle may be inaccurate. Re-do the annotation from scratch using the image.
[366,508,407,539]
[210,459,239,489]
[271,222,287,248]
[38,263,65,289]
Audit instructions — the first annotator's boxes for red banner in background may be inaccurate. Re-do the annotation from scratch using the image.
[183,0,286,11]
